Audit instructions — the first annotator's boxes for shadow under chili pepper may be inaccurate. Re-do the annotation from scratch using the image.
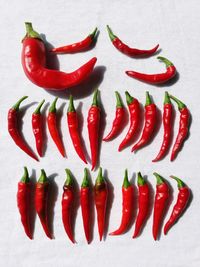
[87,171,95,244]
[29,169,37,239]
[40,102,50,157]
[155,72,180,87]
[57,102,66,157]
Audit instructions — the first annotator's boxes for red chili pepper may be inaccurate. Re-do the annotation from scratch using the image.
[107,25,159,57]
[133,172,150,238]
[152,172,169,240]
[103,91,125,142]
[126,57,176,84]
[47,97,65,157]
[87,89,100,170]
[35,169,52,239]
[8,96,39,161]
[67,95,87,164]
[131,92,157,152]
[109,170,133,236]
[164,176,190,235]
[51,27,97,54]
[21,22,97,90]
[32,99,45,157]
[169,95,190,161]
[152,92,173,162]
[62,169,75,243]
[94,167,108,241]
[17,167,32,239]
[118,91,140,151]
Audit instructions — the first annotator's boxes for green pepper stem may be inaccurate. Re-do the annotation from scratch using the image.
[164,92,171,105]
[95,167,104,185]
[123,169,130,188]
[89,27,98,40]
[170,175,185,189]
[38,169,47,183]
[145,91,152,106]
[157,56,174,67]
[81,168,89,188]
[137,172,146,186]
[106,25,117,42]
[169,94,186,110]
[67,95,76,113]
[12,96,28,111]
[20,167,30,183]
[115,91,123,108]
[64,169,73,186]
[34,99,45,114]
[125,91,134,105]
[92,89,99,107]
[49,97,58,113]
[24,22,42,40]
[153,172,164,185]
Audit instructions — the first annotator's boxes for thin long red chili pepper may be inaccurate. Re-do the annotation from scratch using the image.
[131,92,157,152]
[103,91,125,142]
[8,96,39,161]
[118,91,140,151]
[107,25,159,57]
[152,92,173,162]
[32,99,45,157]
[67,95,87,164]
[126,57,176,84]
[35,169,52,239]
[62,169,75,243]
[133,172,150,238]
[21,22,97,90]
[51,27,98,54]
[109,169,133,236]
[169,95,190,161]
[17,167,32,239]
[47,97,65,157]
[94,167,108,241]
[152,172,169,240]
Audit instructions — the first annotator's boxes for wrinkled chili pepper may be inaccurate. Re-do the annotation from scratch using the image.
[8,96,39,161]
[152,172,169,240]
[17,167,32,239]
[107,25,159,57]
[126,57,176,84]
[21,22,97,90]
[109,169,133,235]
[131,92,157,152]
[118,91,140,151]
[164,176,190,235]
[94,167,108,241]
[169,95,190,161]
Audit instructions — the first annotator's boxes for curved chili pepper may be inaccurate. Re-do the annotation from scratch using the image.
[35,169,52,239]
[47,97,65,157]
[109,170,133,236]
[107,25,159,57]
[62,169,75,243]
[32,99,45,157]
[21,22,97,90]
[51,27,98,54]
[118,91,140,151]
[152,172,169,240]
[169,95,190,161]
[94,167,108,241]
[126,57,176,84]
[103,92,125,142]
[87,89,100,170]
[133,172,150,238]
[17,167,32,239]
[8,96,39,161]
[67,95,87,164]
[131,92,157,152]
[152,92,173,162]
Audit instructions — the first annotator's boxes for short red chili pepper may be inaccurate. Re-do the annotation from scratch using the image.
[118,91,140,151]
[152,172,169,240]
[32,99,45,157]
[94,167,108,241]
[152,92,173,162]
[17,167,32,239]
[51,27,98,54]
[62,169,75,243]
[35,169,52,239]
[126,57,176,84]
[131,92,157,152]
[8,96,39,161]
[169,95,190,161]
[87,89,101,170]
[107,25,159,57]
[133,172,150,238]
[21,22,97,90]
[109,169,133,236]
[47,97,65,157]
[67,95,87,164]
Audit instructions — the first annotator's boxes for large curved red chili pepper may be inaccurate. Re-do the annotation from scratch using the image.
[8,96,39,161]
[21,22,97,90]
[126,57,176,84]
[107,25,159,57]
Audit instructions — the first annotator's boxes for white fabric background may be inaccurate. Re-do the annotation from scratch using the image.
[0,0,200,266]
